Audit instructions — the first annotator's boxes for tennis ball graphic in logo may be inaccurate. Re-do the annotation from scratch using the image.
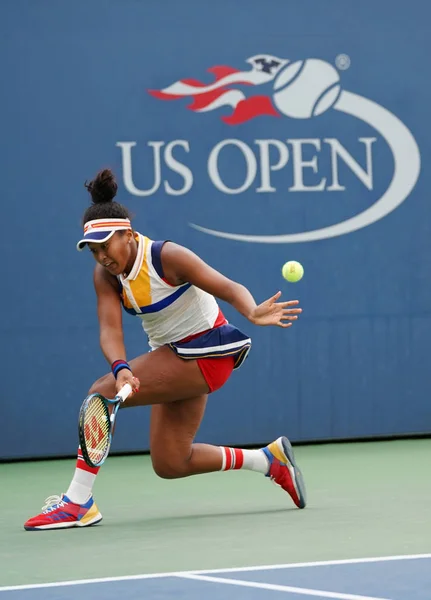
[273,59,341,119]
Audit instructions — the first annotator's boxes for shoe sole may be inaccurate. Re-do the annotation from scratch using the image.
[279,437,307,509]
[24,514,103,531]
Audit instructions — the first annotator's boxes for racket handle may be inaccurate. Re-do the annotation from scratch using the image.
[116,383,133,403]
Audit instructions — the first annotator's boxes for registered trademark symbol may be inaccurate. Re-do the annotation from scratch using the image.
[336,54,351,70]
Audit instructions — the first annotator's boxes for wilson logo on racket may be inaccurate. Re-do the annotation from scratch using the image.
[84,416,106,448]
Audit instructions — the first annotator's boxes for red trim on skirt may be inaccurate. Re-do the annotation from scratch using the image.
[174,308,234,393]
[197,355,235,393]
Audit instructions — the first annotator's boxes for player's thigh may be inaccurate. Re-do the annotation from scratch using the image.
[88,346,209,406]
[150,395,208,467]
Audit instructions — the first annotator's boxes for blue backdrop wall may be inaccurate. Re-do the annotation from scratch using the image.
[1,0,430,459]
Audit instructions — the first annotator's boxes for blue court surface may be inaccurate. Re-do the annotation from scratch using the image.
[1,554,430,600]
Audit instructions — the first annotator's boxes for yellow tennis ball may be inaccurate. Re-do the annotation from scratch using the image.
[282,260,304,282]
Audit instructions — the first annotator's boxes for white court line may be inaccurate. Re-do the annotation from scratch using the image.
[178,573,391,600]
[188,553,431,575]
[0,553,430,592]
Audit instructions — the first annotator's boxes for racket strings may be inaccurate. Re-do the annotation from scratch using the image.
[83,397,110,463]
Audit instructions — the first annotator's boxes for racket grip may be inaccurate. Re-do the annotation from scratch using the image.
[117,383,133,402]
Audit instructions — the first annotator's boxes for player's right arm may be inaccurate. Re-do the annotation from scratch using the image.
[93,264,126,364]
[93,266,140,393]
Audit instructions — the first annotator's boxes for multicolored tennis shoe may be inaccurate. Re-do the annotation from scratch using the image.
[24,494,102,530]
[263,436,307,508]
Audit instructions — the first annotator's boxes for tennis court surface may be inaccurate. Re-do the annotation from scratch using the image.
[1,439,430,599]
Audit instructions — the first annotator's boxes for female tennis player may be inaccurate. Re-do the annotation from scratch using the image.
[24,168,306,530]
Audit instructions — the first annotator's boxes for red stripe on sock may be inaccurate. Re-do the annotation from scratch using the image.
[222,447,244,470]
[233,448,244,469]
[76,448,100,475]
[223,447,232,470]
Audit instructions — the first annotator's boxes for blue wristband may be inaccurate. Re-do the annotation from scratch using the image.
[111,360,131,379]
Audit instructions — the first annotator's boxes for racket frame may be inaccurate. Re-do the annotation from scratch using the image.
[78,383,132,468]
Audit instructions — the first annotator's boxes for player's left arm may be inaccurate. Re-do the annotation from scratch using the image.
[160,242,301,328]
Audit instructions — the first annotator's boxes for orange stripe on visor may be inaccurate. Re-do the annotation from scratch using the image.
[77,218,132,251]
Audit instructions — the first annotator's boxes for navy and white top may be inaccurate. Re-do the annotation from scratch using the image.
[117,234,251,369]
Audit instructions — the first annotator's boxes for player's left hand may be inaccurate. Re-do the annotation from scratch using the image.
[249,292,302,328]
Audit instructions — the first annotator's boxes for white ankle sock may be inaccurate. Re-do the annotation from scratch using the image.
[65,448,100,504]
[241,449,270,474]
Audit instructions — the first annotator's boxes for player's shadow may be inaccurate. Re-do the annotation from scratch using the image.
[105,505,309,530]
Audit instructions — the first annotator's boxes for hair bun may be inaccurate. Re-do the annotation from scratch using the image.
[85,169,118,204]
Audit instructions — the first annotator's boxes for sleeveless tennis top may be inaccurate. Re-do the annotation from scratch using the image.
[117,234,251,369]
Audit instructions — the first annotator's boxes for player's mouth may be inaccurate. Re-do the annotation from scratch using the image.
[103,261,117,272]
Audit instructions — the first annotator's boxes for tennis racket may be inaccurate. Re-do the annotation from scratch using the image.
[78,383,132,468]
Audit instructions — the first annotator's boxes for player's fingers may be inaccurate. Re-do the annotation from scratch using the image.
[278,321,293,328]
[281,314,298,321]
[269,291,282,302]
[277,300,300,308]
[132,377,140,393]
[282,307,302,314]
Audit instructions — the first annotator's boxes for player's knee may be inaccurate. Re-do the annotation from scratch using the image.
[151,453,190,479]
[87,373,111,396]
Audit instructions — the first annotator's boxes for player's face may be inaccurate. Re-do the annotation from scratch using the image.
[88,231,135,276]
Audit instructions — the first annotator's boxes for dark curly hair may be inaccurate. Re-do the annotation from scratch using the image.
[82,169,132,225]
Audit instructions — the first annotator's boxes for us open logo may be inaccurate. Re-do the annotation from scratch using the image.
[117,54,421,243]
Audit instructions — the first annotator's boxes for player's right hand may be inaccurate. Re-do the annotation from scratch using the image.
[116,369,140,396]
